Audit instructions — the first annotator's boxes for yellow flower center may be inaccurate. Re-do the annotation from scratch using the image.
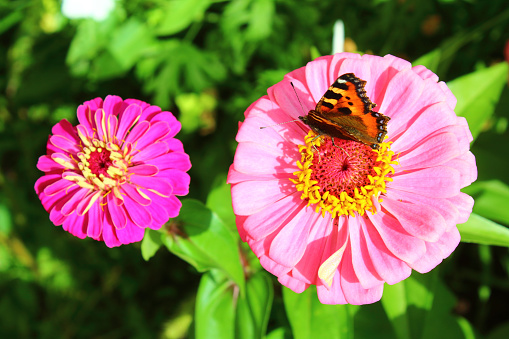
[290,131,398,218]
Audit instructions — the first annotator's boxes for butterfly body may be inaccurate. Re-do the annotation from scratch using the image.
[299,73,390,150]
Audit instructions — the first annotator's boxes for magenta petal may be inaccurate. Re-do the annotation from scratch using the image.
[129,175,173,197]
[116,104,142,142]
[103,95,125,117]
[129,164,159,176]
[135,121,170,150]
[123,195,152,227]
[130,142,169,163]
[115,219,145,244]
[144,152,192,172]
[62,212,88,239]
[43,178,75,196]
[102,209,122,248]
[159,169,190,196]
[124,120,150,145]
[61,188,91,216]
[121,184,151,206]
[86,201,103,239]
[107,193,127,229]
[232,179,293,215]
[50,135,80,153]
[51,119,79,144]
[37,155,62,172]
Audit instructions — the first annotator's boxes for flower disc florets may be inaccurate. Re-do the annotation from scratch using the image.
[291,131,397,218]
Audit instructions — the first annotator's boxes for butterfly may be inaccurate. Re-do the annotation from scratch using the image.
[299,73,390,150]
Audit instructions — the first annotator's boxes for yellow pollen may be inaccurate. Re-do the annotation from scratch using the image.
[289,131,397,218]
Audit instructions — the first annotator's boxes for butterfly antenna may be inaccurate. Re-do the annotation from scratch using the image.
[291,82,307,115]
[259,119,301,129]
[259,82,305,130]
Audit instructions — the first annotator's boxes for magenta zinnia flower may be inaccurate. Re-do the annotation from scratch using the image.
[35,95,191,247]
[228,53,477,305]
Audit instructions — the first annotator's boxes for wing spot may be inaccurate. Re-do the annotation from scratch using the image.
[348,102,353,106]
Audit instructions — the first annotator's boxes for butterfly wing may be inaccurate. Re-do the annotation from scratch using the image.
[311,73,390,149]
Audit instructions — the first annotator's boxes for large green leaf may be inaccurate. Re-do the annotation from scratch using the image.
[161,199,245,291]
[140,228,163,261]
[462,180,509,226]
[283,286,356,339]
[458,213,509,247]
[152,0,213,36]
[205,174,236,231]
[447,62,508,140]
[381,270,473,339]
[195,269,273,339]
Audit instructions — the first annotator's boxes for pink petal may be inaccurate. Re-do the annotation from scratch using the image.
[382,196,447,242]
[292,216,334,285]
[268,206,318,267]
[61,188,92,216]
[397,132,460,171]
[368,211,426,263]
[121,183,151,206]
[361,219,412,285]
[390,166,460,198]
[231,179,295,215]
[348,217,383,289]
[447,193,474,224]
[234,142,299,175]
[243,193,305,241]
[339,245,384,305]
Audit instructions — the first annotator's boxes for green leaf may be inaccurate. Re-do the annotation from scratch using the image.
[382,270,470,339]
[0,203,12,235]
[140,229,163,261]
[206,174,235,230]
[195,270,273,339]
[236,272,274,339]
[283,286,356,339]
[412,49,441,73]
[195,270,236,339]
[448,62,508,140]
[107,18,156,71]
[162,199,245,291]
[153,0,212,36]
[458,213,509,247]
[462,180,509,225]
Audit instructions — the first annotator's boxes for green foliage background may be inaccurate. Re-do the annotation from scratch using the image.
[1,0,509,338]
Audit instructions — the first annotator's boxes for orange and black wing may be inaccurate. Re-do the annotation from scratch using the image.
[310,73,390,149]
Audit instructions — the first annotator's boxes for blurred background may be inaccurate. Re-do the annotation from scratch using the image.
[1,0,509,338]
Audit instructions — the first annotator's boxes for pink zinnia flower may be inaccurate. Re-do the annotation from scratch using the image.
[228,53,477,305]
[35,95,191,247]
